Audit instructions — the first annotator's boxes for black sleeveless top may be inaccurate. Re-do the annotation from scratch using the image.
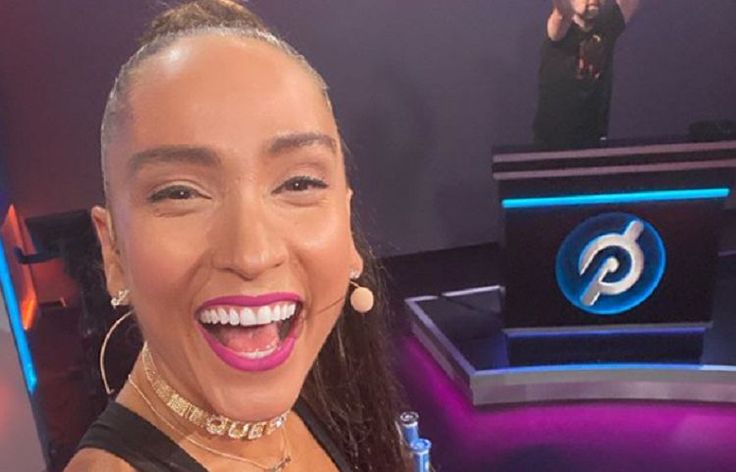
[77,400,352,471]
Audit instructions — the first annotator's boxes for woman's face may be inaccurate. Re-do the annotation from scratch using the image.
[93,35,362,420]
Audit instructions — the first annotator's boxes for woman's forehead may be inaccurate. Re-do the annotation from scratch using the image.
[119,34,337,158]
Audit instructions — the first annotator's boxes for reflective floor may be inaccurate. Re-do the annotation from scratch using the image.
[398,334,736,472]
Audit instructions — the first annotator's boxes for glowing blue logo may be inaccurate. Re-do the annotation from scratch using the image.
[555,213,666,315]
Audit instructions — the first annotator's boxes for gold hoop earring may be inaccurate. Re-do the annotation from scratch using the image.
[100,307,133,395]
[349,274,374,314]
[101,288,133,394]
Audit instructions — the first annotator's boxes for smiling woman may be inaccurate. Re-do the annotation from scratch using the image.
[65,1,409,471]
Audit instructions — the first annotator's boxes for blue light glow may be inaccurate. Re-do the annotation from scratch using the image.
[0,238,37,393]
[502,188,730,209]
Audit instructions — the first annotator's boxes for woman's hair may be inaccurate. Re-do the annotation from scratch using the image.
[99,1,409,470]
[100,0,329,196]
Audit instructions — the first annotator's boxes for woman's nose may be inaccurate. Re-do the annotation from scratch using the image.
[210,197,288,280]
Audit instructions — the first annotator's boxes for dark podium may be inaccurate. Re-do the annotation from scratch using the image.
[405,140,736,405]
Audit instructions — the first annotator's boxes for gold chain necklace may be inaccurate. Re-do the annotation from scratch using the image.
[140,343,288,440]
[128,375,292,471]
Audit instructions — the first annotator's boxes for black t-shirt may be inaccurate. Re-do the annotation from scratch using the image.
[533,4,626,150]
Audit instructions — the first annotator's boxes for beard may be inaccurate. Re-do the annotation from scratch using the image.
[582,4,601,20]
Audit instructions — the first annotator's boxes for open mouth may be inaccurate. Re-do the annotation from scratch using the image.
[196,298,304,371]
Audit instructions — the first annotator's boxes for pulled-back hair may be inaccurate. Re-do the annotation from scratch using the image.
[100,0,330,196]
[138,0,266,44]
[100,1,409,470]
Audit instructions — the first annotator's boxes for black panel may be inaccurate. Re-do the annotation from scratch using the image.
[493,143,736,332]
[503,199,722,328]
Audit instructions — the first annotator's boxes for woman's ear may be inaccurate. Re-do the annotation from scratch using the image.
[345,189,364,277]
[91,206,125,296]
[350,243,365,279]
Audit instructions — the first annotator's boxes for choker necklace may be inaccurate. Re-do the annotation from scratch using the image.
[140,343,289,441]
[128,375,292,471]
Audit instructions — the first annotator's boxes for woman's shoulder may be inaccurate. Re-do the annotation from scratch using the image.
[65,448,136,472]
[71,399,207,472]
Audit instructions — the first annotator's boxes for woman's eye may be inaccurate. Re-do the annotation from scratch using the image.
[148,185,206,202]
[276,176,328,193]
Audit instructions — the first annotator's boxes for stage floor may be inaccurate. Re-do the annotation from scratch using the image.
[397,334,736,472]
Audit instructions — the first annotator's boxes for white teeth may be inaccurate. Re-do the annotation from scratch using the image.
[199,302,299,326]
[215,308,225,324]
[256,306,271,324]
[228,308,239,326]
[240,307,256,326]
[237,344,278,359]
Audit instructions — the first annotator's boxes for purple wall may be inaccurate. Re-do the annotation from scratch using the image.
[613,0,736,139]
[1,1,735,256]
[253,1,545,255]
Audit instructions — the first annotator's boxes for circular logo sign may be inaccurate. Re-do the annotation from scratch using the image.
[555,212,666,315]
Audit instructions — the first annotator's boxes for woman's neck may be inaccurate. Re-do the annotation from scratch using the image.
[117,357,290,471]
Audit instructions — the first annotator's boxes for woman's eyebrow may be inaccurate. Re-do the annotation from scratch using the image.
[266,132,337,156]
[128,145,221,177]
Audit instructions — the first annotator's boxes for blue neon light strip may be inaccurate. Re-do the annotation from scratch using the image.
[502,188,730,209]
[488,363,736,376]
[0,239,37,393]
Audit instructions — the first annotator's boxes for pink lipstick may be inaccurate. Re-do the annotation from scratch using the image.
[196,293,303,372]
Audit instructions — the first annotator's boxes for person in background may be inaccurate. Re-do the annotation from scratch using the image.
[533,0,640,150]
